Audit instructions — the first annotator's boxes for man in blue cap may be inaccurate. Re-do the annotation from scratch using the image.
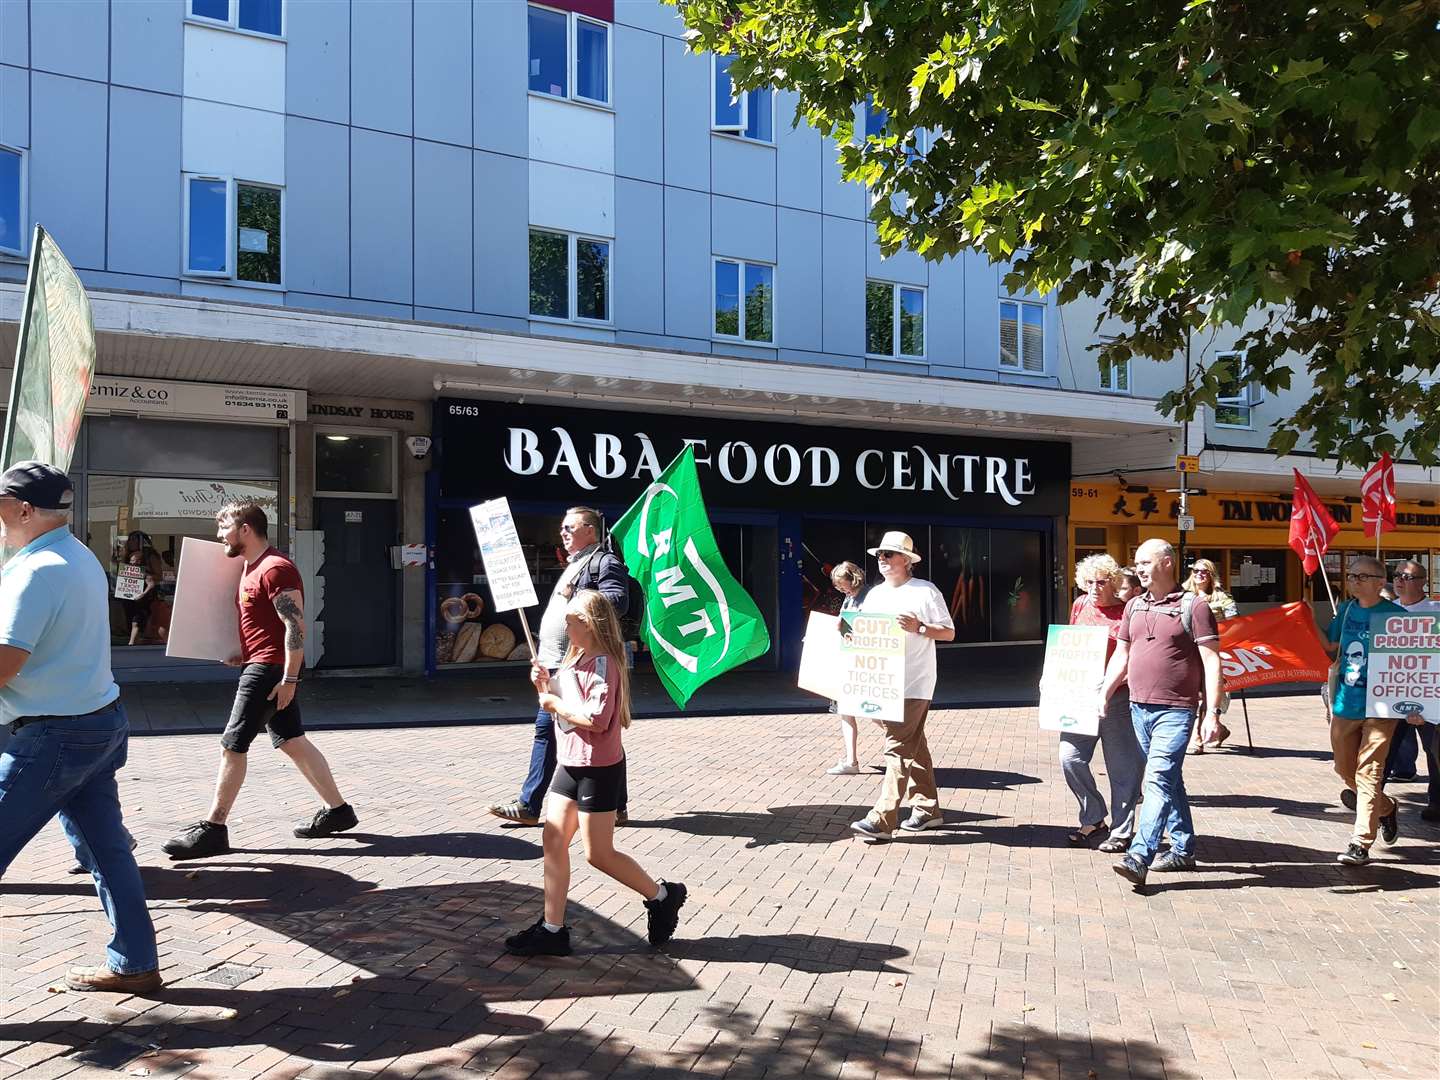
[0,460,161,993]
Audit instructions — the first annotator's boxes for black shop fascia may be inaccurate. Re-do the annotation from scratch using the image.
[427,398,1070,674]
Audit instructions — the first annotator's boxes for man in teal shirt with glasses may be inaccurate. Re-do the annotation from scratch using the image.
[0,461,161,993]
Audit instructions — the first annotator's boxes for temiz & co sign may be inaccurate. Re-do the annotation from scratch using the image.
[86,375,303,426]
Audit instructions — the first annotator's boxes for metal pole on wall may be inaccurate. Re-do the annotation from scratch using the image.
[1178,328,1191,572]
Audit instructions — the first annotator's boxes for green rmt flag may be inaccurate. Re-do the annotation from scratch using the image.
[612,444,771,707]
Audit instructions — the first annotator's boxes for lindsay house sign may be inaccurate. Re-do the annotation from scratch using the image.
[438,399,1070,517]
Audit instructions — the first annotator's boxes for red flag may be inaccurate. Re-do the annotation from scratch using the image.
[1288,470,1340,575]
[1218,602,1333,691]
[1361,452,1396,538]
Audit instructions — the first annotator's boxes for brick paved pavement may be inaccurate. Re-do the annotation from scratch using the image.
[2,695,1437,1079]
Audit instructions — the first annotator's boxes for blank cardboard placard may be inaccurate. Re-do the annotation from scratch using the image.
[165,538,243,662]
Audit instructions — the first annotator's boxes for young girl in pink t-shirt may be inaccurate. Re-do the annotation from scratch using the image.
[504,590,687,957]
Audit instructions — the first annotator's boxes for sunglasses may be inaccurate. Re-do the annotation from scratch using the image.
[876,550,905,559]
[1192,569,1212,577]
[1396,573,1425,582]
[559,523,590,534]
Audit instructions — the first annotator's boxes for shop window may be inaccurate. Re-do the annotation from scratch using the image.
[184,175,283,286]
[85,476,279,648]
[999,300,1044,373]
[714,258,774,343]
[528,5,610,106]
[712,56,772,142]
[865,281,926,359]
[314,432,396,497]
[0,145,25,256]
[529,228,610,322]
[188,0,283,37]
[1228,550,1285,607]
[1213,351,1262,427]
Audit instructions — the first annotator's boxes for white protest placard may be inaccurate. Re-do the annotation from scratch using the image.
[797,611,842,701]
[1038,624,1110,736]
[1366,610,1440,725]
[469,497,539,612]
[836,612,906,722]
[165,538,243,662]
[113,564,147,601]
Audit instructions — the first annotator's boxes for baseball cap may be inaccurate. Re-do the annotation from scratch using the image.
[0,460,75,510]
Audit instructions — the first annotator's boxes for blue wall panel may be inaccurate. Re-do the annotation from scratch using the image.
[352,0,412,136]
[963,250,1001,373]
[712,136,775,205]
[0,1,27,67]
[711,196,775,263]
[414,140,472,312]
[821,112,866,220]
[111,1,182,95]
[663,186,710,340]
[473,149,528,318]
[867,229,928,285]
[614,177,664,335]
[820,214,865,358]
[661,38,708,192]
[473,0,526,156]
[285,117,349,296]
[613,25,662,184]
[414,0,470,146]
[29,74,106,269]
[775,90,820,212]
[613,0,685,37]
[31,0,107,82]
[107,88,180,279]
[0,65,28,148]
[287,0,350,124]
[925,251,965,368]
[351,128,413,303]
[776,208,821,353]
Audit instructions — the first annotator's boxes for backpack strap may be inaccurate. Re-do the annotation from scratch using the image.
[1180,592,1196,640]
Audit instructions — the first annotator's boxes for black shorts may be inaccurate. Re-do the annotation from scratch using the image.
[221,663,304,753]
[550,759,626,814]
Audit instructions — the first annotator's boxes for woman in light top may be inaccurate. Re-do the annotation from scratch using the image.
[505,589,686,956]
[1182,558,1236,751]
[826,560,869,775]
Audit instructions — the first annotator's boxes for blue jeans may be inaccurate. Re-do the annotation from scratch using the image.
[1385,721,1420,778]
[1127,704,1196,865]
[518,706,627,818]
[0,702,158,974]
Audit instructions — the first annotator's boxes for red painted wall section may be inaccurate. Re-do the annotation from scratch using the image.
[544,0,614,21]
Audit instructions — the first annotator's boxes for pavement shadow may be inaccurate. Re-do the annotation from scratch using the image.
[1190,792,1362,824]
[1,863,375,914]
[974,1023,1203,1080]
[628,804,1001,847]
[1140,833,1440,895]
[667,933,908,975]
[934,767,1042,790]
[241,830,542,861]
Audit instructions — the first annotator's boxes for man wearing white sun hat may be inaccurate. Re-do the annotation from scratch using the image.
[850,531,956,842]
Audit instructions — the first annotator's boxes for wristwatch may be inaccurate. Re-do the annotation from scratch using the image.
[918,624,928,636]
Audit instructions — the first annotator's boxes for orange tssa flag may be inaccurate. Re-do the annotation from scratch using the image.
[1218,602,1332,691]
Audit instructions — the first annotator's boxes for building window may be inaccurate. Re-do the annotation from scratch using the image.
[187,0,282,37]
[863,97,928,160]
[0,145,26,256]
[712,56,773,142]
[714,258,774,343]
[1214,352,1261,427]
[315,431,396,498]
[184,175,283,285]
[528,228,610,322]
[999,300,1044,373]
[865,281,925,359]
[528,5,610,106]
[1099,358,1130,393]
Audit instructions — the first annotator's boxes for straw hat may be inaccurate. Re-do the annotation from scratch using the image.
[866,530,922,564]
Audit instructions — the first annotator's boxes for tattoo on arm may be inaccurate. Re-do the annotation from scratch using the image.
[274,590,305,652]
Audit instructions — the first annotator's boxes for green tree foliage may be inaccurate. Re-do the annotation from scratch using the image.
[676,0,1440,466]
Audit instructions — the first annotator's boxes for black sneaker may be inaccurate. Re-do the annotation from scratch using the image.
[1379,807,1399,845]
[1341,788,1357,811]
[1113,854,1148,887]
[294,803,359,839]
[162,821,231,860]
[504,919,572,957]
[1337,843,1369,866]
[1150,850,1196,872]
[644,881,687,947]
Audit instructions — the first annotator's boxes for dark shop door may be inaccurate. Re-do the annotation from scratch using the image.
[315,498,397,668]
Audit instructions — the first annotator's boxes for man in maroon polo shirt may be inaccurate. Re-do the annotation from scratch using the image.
[1099,538,1222,888]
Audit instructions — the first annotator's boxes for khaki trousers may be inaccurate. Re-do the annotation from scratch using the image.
[870,698,939,830]
[1331,715,1398,847]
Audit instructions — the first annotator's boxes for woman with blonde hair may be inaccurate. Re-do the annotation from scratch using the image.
[1058,553,1144,850]
[506,589,686,956]
[1183,558,1236,752]
[825,560,869,775]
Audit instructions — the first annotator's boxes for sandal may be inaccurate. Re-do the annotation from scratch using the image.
[1211,723,1231,748]
[1068,822,1109,846]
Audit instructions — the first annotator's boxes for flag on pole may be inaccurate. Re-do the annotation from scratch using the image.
[1288,469,1340,575]
[1360,452,1396,539]
[611,444,771,708]
[1,225,97,472]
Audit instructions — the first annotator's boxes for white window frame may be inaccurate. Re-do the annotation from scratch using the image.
[528,228,613,325]
[185,0,285,39]
[711,56,774,143]
[1098,357,1131,394]
[182,173,285,289]
[1213,351,1262,428]
[0,144,28,257]
[999,299,1046,374]
[712,257,776,344]
[313,428,399,500]
[528,4,612,108]
[865,280,926,361]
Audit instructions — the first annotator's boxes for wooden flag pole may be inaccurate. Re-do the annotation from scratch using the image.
[1309,519,1339,615]
[517,607,538,660]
